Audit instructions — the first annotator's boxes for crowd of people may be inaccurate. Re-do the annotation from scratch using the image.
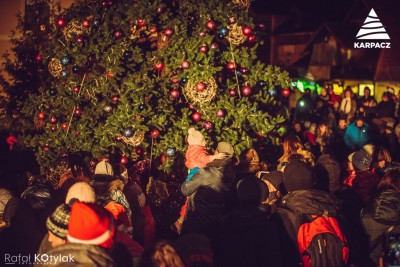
[1,85,400,266]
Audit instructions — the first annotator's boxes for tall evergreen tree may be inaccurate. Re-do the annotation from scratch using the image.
[1,0,291,174]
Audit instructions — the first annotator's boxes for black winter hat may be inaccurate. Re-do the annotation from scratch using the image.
[261,171,283,190]
[236,177,269,204]
[283,160,314,192]
[352,150,372,171]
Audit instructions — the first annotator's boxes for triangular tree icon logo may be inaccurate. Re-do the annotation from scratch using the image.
[356,8,390,39]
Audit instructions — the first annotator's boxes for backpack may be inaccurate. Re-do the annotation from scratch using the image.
[281,189,349,267]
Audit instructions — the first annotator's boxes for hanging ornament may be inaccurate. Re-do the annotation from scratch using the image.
[229,89,237,96]
[114,30,123,39]
[123,127,134,137]
[149,25,157,34]
[200,45,208,53]
[138,103,146,111]
[111,96,118,104]
[150,129,160,139]
[76,36,84,44]
[115,136,123,142]
[282,88,290,97]
[241,86,252,96]
[48,58,63,78]
[257,80,266,87]
[50,89,57,96]
[199,32,206,37]
[156,6,164,14]
[210,42,219,49]
[191,111,202,122]
[135,147,144,155]
[49,117,58,124]
[196,82,206,92]
[35,54,42,62]
[171,73,180,84]
[228,17,237,24]
[226,61,237,71]
[82,20,90,28]
[170,89,180,99]
[218,27,228,36]
[205,20,216,31]
[164,28,174,37]
[123,50,132,59]
[137,19,146,28]
[104,105,113,113]
[241,26,252,36]
[268,88,277,96]
[93,19,100,27]
[61,56,69,65]
[240,67,249,75]
[73,108,82,117]
[56,18,66,28]
[166,148,175,156]
[248,35,256,43]
[203,121,213,130]
[61,70,68,77]
[61,123,69,131]
[120,155,128,165]
[43,144,50,151]
[50,126,57,132]
[153,62,165,71]
[227,23,247,45]
[216,109,226,118]
[181,77,188,84]
[72,65,80,74]
[181,60,190,69]
[37,112,45,120]
[73,86,80,93]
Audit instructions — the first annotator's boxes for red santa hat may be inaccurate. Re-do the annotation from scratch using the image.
[67,201,115,249]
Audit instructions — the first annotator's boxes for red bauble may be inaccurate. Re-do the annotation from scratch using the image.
[50,126,57,132]
[37,112,45,120]
[35,54,42,62]
[114,30,123,39]
[135,147,144,155]
[76,37,84,43]
[241,86,252,96]
[226,61,237,71]
[56,18,66,28]
[248,35,256,43]
[229,89,237,96]
[196,82,206,92]
[61,123,69,131]
[156,6,164,14]
[73,86,80,93]
[171,74,180,84]
[82,20,90,27]
[228,17,237,24]
[199,32,206,37]
[43,144,50,151]
[191,111,202,122]
[216,109,226,118]
[149,25,157,34]
[181,60,190,69]
[205,20,216,30]
[210,42,219,49]
[115,136,123,142]
[73,108,82,117]
[240,67,249,75]
[161,153,169,164]
[150,129,160,139]
[258,23,266,29]
[120,155,128,165]
[203,121,213,130]
[49,117,57,124]
[242,26,253,36]
[188,103,195,110]
[112,95,119,103]
[200,45,208,53]
[282,88,290,97]
[164,28,174,37]
[153,62,164,71]
[170,89,180,99]
[137,19,146,28]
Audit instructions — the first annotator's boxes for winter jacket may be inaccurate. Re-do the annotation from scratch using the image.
[361,188,400,265]
[272,189,343,267]
[181,159,236,238]
[344,122,371,149]
[40,243,115,266]
[344,170,380,206]
[185,145,212,169]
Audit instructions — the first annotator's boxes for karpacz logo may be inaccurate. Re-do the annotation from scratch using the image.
[354,8,391,49]
[354,42,390,48]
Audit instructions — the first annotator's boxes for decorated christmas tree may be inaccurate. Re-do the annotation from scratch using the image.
[1,0,291,174]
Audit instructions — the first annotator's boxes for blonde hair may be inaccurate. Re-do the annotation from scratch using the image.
[139,240,185,267]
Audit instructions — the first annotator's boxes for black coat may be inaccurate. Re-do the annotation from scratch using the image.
[181,159,236,238]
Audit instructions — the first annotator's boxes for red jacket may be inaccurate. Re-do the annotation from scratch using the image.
[185,145,211,169]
